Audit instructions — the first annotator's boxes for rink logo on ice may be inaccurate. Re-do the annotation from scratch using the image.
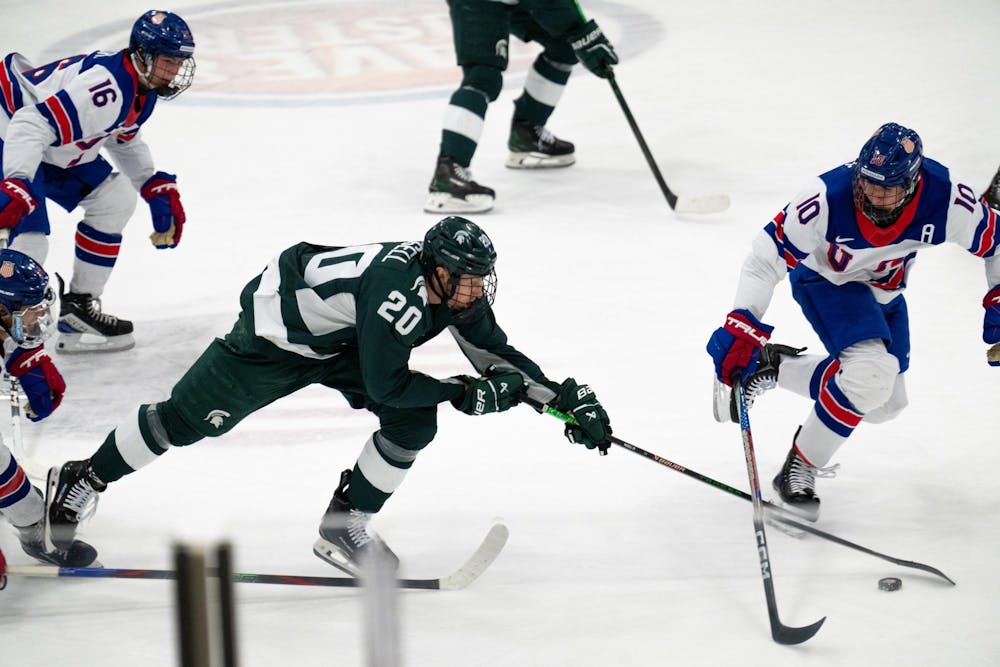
[51,0,661,106]
[205,409,231,429]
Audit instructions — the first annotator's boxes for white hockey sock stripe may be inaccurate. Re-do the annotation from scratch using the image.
[356,434,409,494]
[522,64,566,109]
[115,407,166,472]
[442,104,485,144]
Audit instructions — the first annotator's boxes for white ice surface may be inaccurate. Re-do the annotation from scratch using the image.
[2,1,999,665]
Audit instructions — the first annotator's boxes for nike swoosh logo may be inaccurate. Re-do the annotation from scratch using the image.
[834,236,854,243]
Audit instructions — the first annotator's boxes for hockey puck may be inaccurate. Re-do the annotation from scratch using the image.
[878,577,902,592]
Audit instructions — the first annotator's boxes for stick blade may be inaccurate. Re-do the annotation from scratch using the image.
[772,616,826,645]
[674,193,730,215]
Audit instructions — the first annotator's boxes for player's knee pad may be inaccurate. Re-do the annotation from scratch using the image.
[378,406,438,452]
[149,400,207,446]
[78,172,137,235]
[863,376,908,424]
[837,342,900,414]
[461,65,503,102]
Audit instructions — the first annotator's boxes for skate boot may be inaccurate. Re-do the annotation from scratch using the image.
[506,120,576,169]
[424,156,495,214]
[714,343,805,423]
[771,430,839,522]
[313,469,399,577]
[46,460,106,552]
[55,274,135,353]
[985,165,1000,211]
[17,518,100,567]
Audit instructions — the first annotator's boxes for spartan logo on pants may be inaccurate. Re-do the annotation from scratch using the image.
[205,409,231,428]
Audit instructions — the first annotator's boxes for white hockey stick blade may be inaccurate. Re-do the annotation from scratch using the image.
[674,193,731,215]
[437,522,509,591]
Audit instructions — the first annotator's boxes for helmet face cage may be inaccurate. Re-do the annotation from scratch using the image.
[11,287,55,348]
[0,250,54,347]
[852,122,923,227]
[130,10,196,99]
[420,217,498,318]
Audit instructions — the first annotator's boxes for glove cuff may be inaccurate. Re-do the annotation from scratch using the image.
[723,309,773,346]
[983,286,1000,309]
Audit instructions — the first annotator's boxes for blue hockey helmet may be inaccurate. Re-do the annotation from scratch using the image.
[0,249,55,347]
[852,122,923,227]
[420,217,498,319]
[129,10,196,99]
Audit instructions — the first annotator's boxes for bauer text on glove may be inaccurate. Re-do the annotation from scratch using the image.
[553,378,612,451]
[452,371,525,415]
[566,19,619,78]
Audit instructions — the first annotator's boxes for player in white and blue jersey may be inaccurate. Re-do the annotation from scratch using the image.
[0,10,195,353]
[707,122,1000,520]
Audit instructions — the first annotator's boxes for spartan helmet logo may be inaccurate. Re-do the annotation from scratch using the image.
[495,39,508,59]
[454,229,472,245]
[204,409,231,428]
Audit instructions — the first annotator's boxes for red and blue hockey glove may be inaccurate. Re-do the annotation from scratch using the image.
[983,286,1000,367]
[451,370,525,415]
[0,545,6,590]
[141,171,185,249]
[6,345,65,421]
[706,309,774,386]
[566,20,619,79]
[0,178,38,229]
[553,378,612,453]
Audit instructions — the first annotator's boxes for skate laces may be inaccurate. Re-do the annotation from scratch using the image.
[535,126,556,147]
[346,509,374,548]
[84,296,119,326]
[61,477,101,522]
[787,455,839,494]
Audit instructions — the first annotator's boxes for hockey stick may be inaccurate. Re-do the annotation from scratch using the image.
[7,522,510,592]
[521,395,955,585]
[608,70,730,215]
[732,380,824,643]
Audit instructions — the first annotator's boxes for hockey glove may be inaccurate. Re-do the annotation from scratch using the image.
[5,345,65,421]
[0,178,38,229]
[553,378,612,453]
[452,370,525,416]
[141,171,185,249]
[0,545,6,590]
[983,286,1000,367]
[706,309,774,386]
[566,19,619,79]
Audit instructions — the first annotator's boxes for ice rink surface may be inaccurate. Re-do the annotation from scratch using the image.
[2,1,999,665]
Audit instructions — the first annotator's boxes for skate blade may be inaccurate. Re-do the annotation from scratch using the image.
[312,537,361,577]
[56,332,135,354]
[712,377,733,423]
[765,515,806,539]
[504,151,576,169]
[42,466,60,553]
[424,192,494,214]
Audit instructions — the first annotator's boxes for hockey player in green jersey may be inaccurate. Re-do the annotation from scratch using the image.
[43,217,613,575]
[425,0,619,214]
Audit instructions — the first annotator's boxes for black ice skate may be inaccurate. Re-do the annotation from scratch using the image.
[506,120,576,169]
[55,274,135,354]
[45,460,106,552]
[713,343,805,423]
[424,156,496,214]
[312,469,398,577]
[771,432,839,522]
[17,514,100,568]
[984,164,1000,211]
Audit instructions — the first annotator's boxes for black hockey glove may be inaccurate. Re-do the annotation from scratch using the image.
[452,370,525,416]
[553,378,612,453]
[566,19,618,79]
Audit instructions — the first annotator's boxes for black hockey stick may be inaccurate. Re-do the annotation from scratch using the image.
[8,523,509,591]
[520,395,954,585]
[732,380,824,644]
[608,70,729,215]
